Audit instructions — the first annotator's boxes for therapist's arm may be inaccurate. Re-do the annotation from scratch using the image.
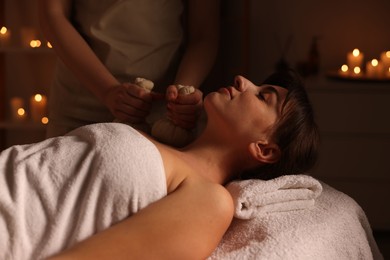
[38,0,153,123]
[173,0,220,88]
[165,0,220,129]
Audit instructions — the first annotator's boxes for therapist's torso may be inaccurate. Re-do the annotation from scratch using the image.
[48,0,184,132]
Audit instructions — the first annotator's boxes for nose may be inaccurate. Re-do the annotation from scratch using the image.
[234,75,245,91]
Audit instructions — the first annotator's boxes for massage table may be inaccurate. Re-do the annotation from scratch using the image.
[208,176,383,260]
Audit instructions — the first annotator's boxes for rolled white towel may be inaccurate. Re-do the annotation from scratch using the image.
[227,175,323,219]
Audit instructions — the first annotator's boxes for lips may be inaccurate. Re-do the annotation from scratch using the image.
[218,87,232,99]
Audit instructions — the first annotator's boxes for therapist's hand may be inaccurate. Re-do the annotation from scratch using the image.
[165,85,203,129]
[105,83,161,123]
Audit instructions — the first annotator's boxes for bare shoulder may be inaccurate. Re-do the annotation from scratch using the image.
[165,177,234,257]
[179,176,234,222]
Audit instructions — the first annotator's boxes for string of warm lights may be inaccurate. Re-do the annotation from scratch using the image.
[1,25,51,125]
[0,25,53,49]
[10,94,49,125]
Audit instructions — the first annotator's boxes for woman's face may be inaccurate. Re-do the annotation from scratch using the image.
[204,75,288,141]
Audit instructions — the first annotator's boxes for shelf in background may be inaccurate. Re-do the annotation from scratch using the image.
[326,71,390,83]
[0,121,47,130]
[0,47,54,54]
[304,75,390,94]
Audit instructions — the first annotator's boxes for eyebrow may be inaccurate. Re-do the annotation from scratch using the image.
[261,85,281,104]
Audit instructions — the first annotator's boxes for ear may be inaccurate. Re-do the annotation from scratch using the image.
[248,141,281,164]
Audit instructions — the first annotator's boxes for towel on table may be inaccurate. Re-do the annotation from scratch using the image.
[209,181,383,260]
[227,174,323,219]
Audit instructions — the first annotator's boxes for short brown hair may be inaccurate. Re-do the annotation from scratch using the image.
[241,70,320,180]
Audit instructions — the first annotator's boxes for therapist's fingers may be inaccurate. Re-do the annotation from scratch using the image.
[167,101,203,129]
[167,88,203,115]
[124,83,153,103]
[166,85,178,101]
[167,100,202,116]
[109,83,154,122]
[173,88,203,105]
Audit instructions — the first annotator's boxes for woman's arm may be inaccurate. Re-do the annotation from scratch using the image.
[49,179,234,260]
[38,0,153,123]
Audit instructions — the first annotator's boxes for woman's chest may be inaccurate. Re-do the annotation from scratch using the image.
[156,146,199,194]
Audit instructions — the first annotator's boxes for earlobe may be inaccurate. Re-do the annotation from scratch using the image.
[249,141,281,164]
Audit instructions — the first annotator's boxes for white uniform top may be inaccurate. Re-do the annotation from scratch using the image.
[48,0,184,134]
[0,123,167,259]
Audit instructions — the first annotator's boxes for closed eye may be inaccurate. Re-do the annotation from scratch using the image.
[257,86,279,104]
[257,92,265,101]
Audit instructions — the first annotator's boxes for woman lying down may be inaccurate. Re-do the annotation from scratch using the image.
[0,70,319,259]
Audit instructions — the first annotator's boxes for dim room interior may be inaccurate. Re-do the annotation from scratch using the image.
[0,0,389,258]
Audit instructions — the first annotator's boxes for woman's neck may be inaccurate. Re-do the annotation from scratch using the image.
[178,132,243,185]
